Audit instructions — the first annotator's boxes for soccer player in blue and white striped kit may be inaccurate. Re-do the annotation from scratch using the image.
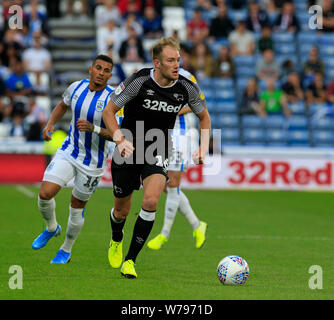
[32,55,115,264]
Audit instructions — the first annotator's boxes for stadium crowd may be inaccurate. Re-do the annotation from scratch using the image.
[1,0,334,146]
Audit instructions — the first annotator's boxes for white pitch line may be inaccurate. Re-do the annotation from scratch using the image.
[16,185,36,198]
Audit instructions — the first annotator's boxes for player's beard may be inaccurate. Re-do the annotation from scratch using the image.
[160,62,178,83]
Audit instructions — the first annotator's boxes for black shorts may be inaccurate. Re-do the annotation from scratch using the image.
[111,162,169,198]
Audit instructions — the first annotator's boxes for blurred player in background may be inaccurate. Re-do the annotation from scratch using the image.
[102,37,211,279]
[31,55,115,264]
[147,68,207,250]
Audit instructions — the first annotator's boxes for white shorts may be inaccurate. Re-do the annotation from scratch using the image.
[43,152,101,201]
[168,129,199,172]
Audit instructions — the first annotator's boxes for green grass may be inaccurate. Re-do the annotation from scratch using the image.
[1,185,334,300]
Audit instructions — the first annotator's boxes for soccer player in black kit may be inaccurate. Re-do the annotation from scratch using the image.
[102,37,211,278]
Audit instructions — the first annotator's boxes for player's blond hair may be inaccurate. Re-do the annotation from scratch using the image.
[151,37,180,61]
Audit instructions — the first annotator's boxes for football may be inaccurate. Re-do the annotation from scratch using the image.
[217,255,249,285]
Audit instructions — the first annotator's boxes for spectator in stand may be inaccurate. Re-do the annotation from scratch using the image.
[180,45,197,77]
[25,94,48,141]
[142,6,163,39]
[2,29,23,67]
[239,77,263,116]
[255,48,281,81]
[259,77,291,117]
[321,0,334,33]
[117,0,141,18]
[211,45,235,78]
[22,35,51,92]
[9,112,26,138]
[281,71,304,103]
[97,18,121,58]
[258,0,279,25]
[65,0,89,20]
[305,71,327,107]
[228,20,255,57]
[257,24,274,53]
[246,0,270,33]
[95,0,122,28]
[186,7,209,44]
[189,42,213,81]
[119,25,145,63]
[326,80,334,104]
[5,58,33,99]
[119,13,143,40]
[26,0,50,44]
[209,4,234,41]
[274,1,299,33]
[303,46,325,87]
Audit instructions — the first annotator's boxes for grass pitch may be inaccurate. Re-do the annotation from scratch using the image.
[1,185,334,300]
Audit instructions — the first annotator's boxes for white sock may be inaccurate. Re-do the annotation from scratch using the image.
[161,187,181,238]
[38,195,57,232]
[179,190,200,230]
[60,206,85,253]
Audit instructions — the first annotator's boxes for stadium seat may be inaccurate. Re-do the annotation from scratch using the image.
[217,114,239,128]
[242,128,266,143]
[241,115,265,128]
[287,130,310,146]
[275,43,296,55]
[215,90,235,101]
[227,9,248,25]
[266,128,288,144]
[287,115,308,130]
[272,32,294,43]
[221,128,240,142]
[308,103,327,117]
[310,116,334,130]
[215,101,237,113]
[289,101,306,115]
[212,78,234,89]
[264,115,286,129]
[235,66,256,78]
[311,130,334,145]
[233,55,256,67]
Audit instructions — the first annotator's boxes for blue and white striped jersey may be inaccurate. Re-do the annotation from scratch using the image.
[60,79,114,176]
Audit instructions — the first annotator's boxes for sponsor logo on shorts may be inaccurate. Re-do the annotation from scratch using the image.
[114,185,123,194]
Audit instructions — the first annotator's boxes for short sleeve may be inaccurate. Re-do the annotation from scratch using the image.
[62,81,80,106]
[180,80,206,114]
[110,72,149,108]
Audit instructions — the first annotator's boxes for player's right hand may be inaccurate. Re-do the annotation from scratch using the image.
[42,124,54,141]
[116,139,134,158]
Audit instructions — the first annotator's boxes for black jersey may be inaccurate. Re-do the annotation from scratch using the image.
[110,68,206,165]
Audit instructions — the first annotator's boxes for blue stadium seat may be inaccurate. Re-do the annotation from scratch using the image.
[289,101,306,115]
[297,31,318,45]
[318,33,334,45]
[242,128,266,143]
[221,128,240,142]
[241,115,264,128]
[272,32,294,43]
[287,130,310,146]
[312,130,334,145]
[212,78,234,89]
[217,114,239,128]
[266,128,288,144]
[233,55,256,67]
[310,116,334,130]
[227,9,248,24]
[205,97,215,112]
[322,56,334,68]
[319,44,334,56]
[287,115,308,130]
[276,55,298,66]
[308,103,327,117]
[264,115,285,129]
[236,78,249,92]
[275,43,296,55]
[235,66,256,78]
[215,101,237,113]
[215,90,235,100]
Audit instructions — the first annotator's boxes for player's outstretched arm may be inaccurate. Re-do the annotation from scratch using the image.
[42,101,69,141]
[193,108,211,165]
[76,119,113,141]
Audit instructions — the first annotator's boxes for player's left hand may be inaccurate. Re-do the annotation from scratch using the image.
[192,148,207,165]
[77,119,94,132]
